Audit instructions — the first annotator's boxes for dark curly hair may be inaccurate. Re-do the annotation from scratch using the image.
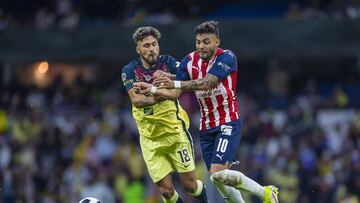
[194,21,219,38]
[132,26,161,44]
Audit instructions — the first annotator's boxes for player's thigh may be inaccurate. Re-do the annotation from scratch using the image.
[140,135,174,183]
[211,120,242,165]
[167,133,196,173]
[199,129,217,170]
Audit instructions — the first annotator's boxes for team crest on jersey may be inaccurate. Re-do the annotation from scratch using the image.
[121,73,126,81]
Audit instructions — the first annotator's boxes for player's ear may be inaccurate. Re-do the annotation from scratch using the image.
[136,44,140,54]
[216,37,220,46]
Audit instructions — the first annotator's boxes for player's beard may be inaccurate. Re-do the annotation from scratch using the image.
[199,48,215,61]
[142,53,158,67]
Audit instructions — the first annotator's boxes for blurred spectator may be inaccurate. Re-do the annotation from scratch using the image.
[35,7,56,29]
[0,9,10,29]
[303,0,328,19]
[286,1,304,20]
[58,8,80,29]
[331,86,349,108]
[2,0,360,28]
[328,0,348,19]
[346,0,360,19]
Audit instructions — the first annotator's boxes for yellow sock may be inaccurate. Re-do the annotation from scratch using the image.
[188,180,203,197]
[162,190,179,203]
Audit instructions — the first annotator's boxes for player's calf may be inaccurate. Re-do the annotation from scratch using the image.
[212,169,268,197]
[211,169,243,188]
[210,174,245,203]
[181,177,198,194]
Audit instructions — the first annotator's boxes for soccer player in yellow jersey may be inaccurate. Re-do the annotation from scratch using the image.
[121,26,208,203]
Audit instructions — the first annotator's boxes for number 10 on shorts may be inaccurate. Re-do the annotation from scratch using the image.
[216,138,228,153]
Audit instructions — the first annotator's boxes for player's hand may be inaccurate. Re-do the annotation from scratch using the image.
[153,70,171,79]
[133,83,141,93]
[133,82,151,94]
[138,86,152,95]
[154,77,174,89]
[134,82,151,89]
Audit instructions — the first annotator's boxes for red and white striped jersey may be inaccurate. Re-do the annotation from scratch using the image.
[176,48,240,131]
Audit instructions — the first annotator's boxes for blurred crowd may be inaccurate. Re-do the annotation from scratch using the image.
[1,0,360,30]
[286,0,360,20]
[0,67,359,203]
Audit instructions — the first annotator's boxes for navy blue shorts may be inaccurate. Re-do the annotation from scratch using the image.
[199,119,242,170]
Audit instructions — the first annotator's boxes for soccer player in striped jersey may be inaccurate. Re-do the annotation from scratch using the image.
[122,26,208,203]
[136,21,279,203]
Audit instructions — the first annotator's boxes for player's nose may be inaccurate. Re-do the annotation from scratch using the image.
[149,44,157,51]
[198,43,205,50]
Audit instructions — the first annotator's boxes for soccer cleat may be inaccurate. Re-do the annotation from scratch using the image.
[263,185,279,203]
[211,170,242,189]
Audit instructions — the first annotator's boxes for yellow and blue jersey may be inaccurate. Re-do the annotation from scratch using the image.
[121,55,190,139]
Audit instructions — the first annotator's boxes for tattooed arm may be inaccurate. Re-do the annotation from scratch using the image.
[180,74,219,90]
[154,73,219,91]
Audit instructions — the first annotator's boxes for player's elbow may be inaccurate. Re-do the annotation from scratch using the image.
[131,98,145,108]
[133,103,142,108]
[133,102,142,108]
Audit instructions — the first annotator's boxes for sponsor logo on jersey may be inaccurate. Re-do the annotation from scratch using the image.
[221,125,233,136]
[195,86,222,98]
[217,61,231,72]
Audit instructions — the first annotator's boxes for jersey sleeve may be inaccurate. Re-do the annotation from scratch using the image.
[164,55,180,75]
[175,56,191,81]
[121,64,135,91]
[208,50,237,81]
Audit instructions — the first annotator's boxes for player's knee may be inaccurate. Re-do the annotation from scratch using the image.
[209,162,233,174]
[209,168,218,174]
[209,164,228,174]
[159,185,175,199]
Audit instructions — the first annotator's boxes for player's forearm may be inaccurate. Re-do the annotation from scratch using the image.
[133,96,157,108]
[180,78,217,90]
[155,89,181,101]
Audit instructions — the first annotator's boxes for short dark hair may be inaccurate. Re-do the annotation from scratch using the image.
[133,26,161,44]
[194,21,219,37]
